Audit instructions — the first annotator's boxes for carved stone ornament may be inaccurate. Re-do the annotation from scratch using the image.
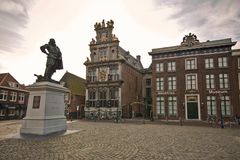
[98,68,107,81]
[181,33,200,47]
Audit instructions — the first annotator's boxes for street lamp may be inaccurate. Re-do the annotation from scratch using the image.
[219,95,224,129]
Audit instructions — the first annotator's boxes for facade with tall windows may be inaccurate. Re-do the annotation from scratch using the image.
[0,73,29,119]
[149,33,240,121]
[84,20,143,119]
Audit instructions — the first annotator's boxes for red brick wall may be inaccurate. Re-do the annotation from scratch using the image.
[121,63,143,118]
[152,51,240,121]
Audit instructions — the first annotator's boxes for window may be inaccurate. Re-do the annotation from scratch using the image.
[89,90,96,100]
[185,58,197,70]
[156,77,164,91]
[109,88,119,99]
[8,109,15,116]
[219,74,229,89]
[239,73,240,90]
[109,67,119,81]
[88,69,96,82]
[167,62,176,72]
[18,93,25,103]
[205,58,214,69]
[99,88,107,100]
[99,48,107,61]
[238,58,240,69]
[206,74,215,89]
[156,63,164,72]
[0,110,6,116]
[9,92,17,102]
[218,57,227,67]
[186,74,197,90]
[207,96,216,115]
[221,96,231,116]
[146,79,151,86]
[0,90,8,101]
[146,88,151,98]
[157,96,165,115]
[88,89,96,107]
[168,96,177,115]
[168,76,176,90]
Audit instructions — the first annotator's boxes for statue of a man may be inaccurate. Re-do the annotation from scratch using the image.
[40,38,63,80]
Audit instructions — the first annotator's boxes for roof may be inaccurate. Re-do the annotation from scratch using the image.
[0,73,28,91]
[232,49,240,56]
[118,46,143,70]
[0,73,8,85]
[141,63,152,74]
[60,71,86,96]
[149,37,236,55]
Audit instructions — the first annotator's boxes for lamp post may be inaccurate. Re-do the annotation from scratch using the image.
[77,105,79,120]
[219,95,224,129]
[116,102,119,123]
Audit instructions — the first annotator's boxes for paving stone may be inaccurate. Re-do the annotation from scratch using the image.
[0,120,239,160]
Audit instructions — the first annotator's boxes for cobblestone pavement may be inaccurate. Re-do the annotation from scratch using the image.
[0,120,239,160]
[0,120,21,140]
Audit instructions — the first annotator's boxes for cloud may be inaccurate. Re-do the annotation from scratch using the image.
[153,0,240,47]
[0,0,34,53]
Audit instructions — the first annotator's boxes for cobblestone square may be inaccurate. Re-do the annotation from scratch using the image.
[0,120,239,160]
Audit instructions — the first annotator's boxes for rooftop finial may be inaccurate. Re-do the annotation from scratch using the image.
[181,33,200,47]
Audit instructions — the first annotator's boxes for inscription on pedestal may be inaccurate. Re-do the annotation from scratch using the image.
[33,96,41,109]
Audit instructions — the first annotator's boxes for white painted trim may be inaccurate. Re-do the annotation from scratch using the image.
[185,94,201,120]
[185,73,198,90]
[185,57,197,70]
[152,51,230,61]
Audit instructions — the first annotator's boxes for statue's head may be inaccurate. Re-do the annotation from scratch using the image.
[49,38,56,45]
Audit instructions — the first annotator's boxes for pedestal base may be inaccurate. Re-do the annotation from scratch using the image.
[20,82,69,135]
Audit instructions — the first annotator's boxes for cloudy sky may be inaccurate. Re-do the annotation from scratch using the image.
[0,0,240,85]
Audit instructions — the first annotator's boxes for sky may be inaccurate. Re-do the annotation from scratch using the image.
[0,0,240,85]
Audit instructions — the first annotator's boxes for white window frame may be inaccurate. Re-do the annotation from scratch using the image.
[185,74,198,90]
[168,76,176,91]
[156,77,164,91]
[220,96,231,116]
[219,73,229,89]
[238,58,240,69]
[18,93,25,103]
[156,63,164,72]
[0,90,8,101]
[10,92,17,102]
[207,96,216,115]
[218,57,228,68]
[167,62,176,72]
[185,58,197,70]
[168,96,177,115]
[157,96,165,115]
[239,72,240,90]
[206,74,215,89]
[205,58,214,69]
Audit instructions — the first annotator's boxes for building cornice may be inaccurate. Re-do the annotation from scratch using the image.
[149,39,236,55]
[0,86,29,93]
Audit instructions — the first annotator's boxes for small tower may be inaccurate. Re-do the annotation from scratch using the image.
[91,19,118,45]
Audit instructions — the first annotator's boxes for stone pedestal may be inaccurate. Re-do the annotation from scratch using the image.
[20,81,69,135]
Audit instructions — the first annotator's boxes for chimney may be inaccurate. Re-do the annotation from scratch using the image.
[136,55,141,61]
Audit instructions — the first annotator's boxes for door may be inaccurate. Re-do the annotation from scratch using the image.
[187,102,198,119]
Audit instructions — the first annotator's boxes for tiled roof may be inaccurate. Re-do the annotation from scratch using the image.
[60,71,86,96]
[0,73,8,85]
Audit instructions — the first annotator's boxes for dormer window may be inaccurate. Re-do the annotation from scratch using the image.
[8,81,19,88]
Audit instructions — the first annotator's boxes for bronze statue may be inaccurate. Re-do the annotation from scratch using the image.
[38,38,63,81]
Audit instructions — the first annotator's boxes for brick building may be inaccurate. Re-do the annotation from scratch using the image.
[84,20,144,119]
[60,71,85,119]
[0,73,29,120]
[149,33,240,121]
